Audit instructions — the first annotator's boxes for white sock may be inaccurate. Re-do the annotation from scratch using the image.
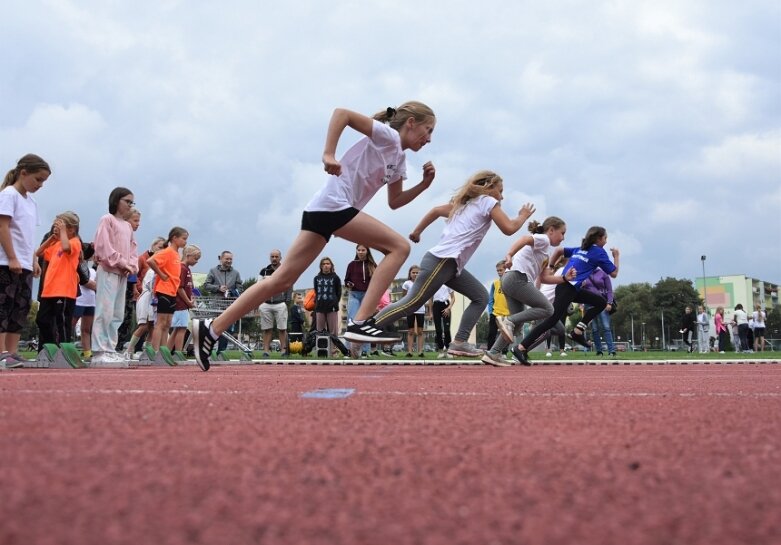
[209,326,220,341]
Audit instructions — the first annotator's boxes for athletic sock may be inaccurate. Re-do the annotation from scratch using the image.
[128,335,140,352]
[208,325,220,340]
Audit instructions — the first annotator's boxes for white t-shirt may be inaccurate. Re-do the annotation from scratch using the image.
[734,308,748,325]
[540,268,563,303]
[402,279,426,314]
[305,120,407,212]
[429,195,498,275]
[432,284,453,303]
[0,186,39,270]
[753,310,766,327]
[75,266,97,307]
[511,233,552,281]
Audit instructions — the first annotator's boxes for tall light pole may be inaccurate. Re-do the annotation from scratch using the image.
[701,255,708,313]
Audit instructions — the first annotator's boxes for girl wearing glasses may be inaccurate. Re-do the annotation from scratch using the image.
[91,188,138,365]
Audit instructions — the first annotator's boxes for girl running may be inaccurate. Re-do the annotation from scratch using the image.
[0,154,51,368]
[363,170,535,358]
[511,226,620,365]
[482,216,572,367]
[193,102,437,370]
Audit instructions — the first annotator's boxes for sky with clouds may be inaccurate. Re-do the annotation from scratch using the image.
[2,0,779,292]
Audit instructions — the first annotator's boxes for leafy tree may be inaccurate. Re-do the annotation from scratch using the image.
[611,282,653,347]
[766,307,781,340]
[476,312,489,345]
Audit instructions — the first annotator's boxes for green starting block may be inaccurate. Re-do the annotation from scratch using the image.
[137,345,177,366]
[35,343,87,369]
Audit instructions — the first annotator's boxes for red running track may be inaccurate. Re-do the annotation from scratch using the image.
[1,365,779,545]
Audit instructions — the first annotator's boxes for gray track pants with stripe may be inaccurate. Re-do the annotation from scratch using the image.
[374,252,488,343]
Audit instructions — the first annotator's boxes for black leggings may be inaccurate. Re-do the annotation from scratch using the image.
[520,282,606,349]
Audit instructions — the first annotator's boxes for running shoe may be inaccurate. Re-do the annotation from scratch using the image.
[1,353,26,368]
[447,340,483,357]
[568,328,591,348]
[511,344,531,366]
[481,351,511,367]
[495,316,515,342]
[344,318,400,343]
[192,318,214,371]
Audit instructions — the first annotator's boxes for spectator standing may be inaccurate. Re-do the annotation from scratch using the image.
[146,227,188,353]
[0,154,50,368]
[289,293,306,346]
[167,244,200,352]
[313,256,341,335]
[203,250,243,355]
[116,208,141,351]
[135,237,165,300]
[486,260,510,353]
[73,243,97,361]
[714,306,728,353]
[35,212,81,348]
[259,249,292,357]
[678,305,696,353]
[733,304,750,353]
[696,305,710,354]
[581,268,616,356]
[402,265,426,357]
[125,266,155,360]
[430,284,454,358]
[91,188,138,365]
[344,244,376,357]
[753,305,766,352]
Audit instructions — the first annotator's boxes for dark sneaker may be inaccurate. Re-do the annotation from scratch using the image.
[511,344,531,366]
[192,318,214,371]
[569,328,591,348]
[344,318,400,343]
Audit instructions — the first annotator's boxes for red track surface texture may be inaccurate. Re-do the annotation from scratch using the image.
[1,365,780,545]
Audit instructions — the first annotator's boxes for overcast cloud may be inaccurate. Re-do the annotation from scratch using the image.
[2,0,779,290]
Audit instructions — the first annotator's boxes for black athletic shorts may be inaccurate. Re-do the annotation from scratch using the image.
[155,293,177,315]
[407,313,424,329]
[301,207,360,242]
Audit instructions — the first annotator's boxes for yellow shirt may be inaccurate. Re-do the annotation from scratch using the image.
[492,278,509,317]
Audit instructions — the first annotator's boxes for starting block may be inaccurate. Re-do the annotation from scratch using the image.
[316,335,331,358]
[35,343,87,369]
[139,345,177,366]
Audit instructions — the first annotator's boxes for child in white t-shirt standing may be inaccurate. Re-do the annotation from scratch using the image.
[365,170,534,358]
[0,154,50,368]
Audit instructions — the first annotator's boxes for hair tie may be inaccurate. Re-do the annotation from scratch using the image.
[386,107,396,118]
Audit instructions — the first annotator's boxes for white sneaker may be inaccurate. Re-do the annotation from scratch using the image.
[560,351,567,357]
[495,316,515,342]
[123,351,136,361]
[481,352,511,367]
[447,341,483,358]
[545,351,552,357]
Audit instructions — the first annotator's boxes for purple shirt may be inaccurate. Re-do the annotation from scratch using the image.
[581,268,614,302]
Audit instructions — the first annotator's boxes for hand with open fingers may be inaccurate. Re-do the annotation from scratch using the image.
[322,154,341,176]
[519,202,536,220]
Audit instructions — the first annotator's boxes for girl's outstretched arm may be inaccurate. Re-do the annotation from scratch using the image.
[387,161,436,209]
[490,202,535,236]
[409,203,451,243]
[322,108,374,177]
[504,235,534,269]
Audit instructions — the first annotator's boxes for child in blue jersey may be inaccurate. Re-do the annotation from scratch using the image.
[511,225,619,365]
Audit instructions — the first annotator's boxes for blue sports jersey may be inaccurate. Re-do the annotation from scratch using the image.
[561,245,616,288]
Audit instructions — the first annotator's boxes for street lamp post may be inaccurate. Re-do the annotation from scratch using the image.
[701,255,708,312]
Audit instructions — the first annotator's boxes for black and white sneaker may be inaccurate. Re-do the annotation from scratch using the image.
[192,318,215,371]
[344,318,400,343]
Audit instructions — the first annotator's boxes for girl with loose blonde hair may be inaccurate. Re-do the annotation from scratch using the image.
[364,170,535,358]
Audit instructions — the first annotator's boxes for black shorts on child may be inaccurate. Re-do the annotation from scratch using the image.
[301,208,360,242]
[155,293,177,314]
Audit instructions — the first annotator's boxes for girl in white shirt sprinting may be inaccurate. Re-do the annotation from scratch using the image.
[364,170,534,358]
[482,217,573,366]
[193,102,437,371]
